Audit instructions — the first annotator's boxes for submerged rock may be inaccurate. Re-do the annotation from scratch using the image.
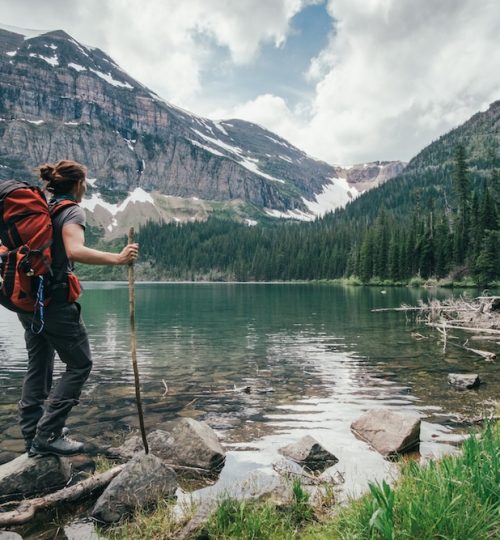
[351,409,421,457]
[92,453,177,523]
[0,453,71,499]
[448,373,480,390]
[278,435,338,472]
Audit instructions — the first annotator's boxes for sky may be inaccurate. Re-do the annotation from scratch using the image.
[1,0,499,166]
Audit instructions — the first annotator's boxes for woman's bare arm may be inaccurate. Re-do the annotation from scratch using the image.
[62,224,138,265]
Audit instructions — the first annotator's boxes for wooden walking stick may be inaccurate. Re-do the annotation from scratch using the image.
[128,227,149,454]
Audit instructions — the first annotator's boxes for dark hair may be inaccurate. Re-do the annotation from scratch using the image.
[39,160,87,195]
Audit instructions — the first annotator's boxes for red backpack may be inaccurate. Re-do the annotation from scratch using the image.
[0,180,81,326]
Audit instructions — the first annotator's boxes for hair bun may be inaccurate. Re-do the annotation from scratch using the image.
[39,163,55,182]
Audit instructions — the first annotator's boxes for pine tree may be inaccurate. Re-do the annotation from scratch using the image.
[474,231,500,285]
[452,144,470,265]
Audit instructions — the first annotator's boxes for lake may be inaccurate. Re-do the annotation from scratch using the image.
[0,283,498,535]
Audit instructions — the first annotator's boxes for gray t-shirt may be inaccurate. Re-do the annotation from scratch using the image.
[50,204,86,279]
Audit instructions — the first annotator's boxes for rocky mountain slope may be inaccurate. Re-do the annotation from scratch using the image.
[0,24,405,236]
[336,100,500,223]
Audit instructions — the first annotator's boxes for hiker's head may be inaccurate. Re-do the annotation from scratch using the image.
[39,160,87,202]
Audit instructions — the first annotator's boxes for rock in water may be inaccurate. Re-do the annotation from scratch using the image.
[108,419,226,472]
[0,454,71,499]
[158,418,225,470]
[447,373,480,390]
[351,409,421,457]
[92,453,177,523]
[278,435,338,471]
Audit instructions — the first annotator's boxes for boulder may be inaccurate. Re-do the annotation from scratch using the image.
[159,419,225,470]
[107,435,146,460]
[0,532,23,540]
[108,419,225,472]
[92,453,177,523]
[351,409,420,457]
[448,373,480,390]
[0,453,71,499]
[278,435,338,472]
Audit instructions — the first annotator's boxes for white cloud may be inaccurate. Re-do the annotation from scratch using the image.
[299,0,500,163]
[212,0,500,165]
[211,93,302,141]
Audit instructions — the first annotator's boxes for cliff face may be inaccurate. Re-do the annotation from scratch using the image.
[0,24,404,226]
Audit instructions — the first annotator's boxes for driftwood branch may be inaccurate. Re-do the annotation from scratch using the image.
[0,464,124,527]
[426,323,500,334]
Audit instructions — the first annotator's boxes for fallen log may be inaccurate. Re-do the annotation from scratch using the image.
[463,346,496,361]
[0,464,124,526]
[426,323,500,334]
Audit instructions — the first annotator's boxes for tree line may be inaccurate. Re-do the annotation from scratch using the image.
[137,145,498,285]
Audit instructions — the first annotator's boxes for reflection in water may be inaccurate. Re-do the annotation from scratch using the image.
[1,284,498,499]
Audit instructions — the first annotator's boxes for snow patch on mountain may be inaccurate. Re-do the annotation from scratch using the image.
[80,187,154,216]
[192,129,285,183]
[265,135,292,149]
[303,177,359,217]
[88,68,133,89]
[265,208,313,221]
[68,62,86,72]
[190,139,225,157]
[213,121,228,136]
[29,52,59,67]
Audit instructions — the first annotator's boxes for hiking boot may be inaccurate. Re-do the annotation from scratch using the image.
[24,427,70,454]
[24,439,33,454]
[28,432,84,457]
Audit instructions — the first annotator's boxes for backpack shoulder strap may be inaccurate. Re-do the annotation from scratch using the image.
[49,199,78,218]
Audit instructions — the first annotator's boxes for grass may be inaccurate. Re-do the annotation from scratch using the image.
[202,480,314,540]
[101,498,183,540]
[303,423,500,539]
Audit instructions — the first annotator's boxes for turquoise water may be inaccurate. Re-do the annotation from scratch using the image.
[0,283,498,535]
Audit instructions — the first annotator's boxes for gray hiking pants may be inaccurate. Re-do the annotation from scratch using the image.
[17,301,92,442]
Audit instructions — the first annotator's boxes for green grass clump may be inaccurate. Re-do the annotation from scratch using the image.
[203,479,314,539]
[304,423,500,539]
[102,498,185,540]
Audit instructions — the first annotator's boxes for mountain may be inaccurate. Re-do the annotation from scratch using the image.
[128,100,499,283]
[338,100,500,223]
[0,24,405,237]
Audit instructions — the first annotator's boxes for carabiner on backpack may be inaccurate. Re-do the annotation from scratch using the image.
[31,276,45,334]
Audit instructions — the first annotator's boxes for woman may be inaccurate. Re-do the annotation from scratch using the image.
[17,160,139,457]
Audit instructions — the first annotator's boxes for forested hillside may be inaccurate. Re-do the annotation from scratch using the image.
[81,102,500,285]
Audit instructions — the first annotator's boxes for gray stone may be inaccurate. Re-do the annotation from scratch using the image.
[155,419,225,470]
[448,373,480,390]
[92,453,177,523]
[278,435,338,471]
[0,532,24,540]
[109,419,225,472]
[0,453,71,499]
[107,435,145,460]
[351,409,421,457]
